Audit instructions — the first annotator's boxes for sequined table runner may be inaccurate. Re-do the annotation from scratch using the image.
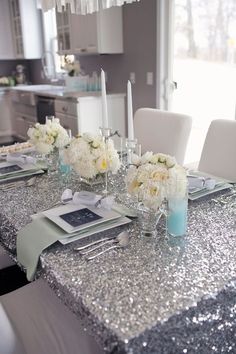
[0,172,235,354]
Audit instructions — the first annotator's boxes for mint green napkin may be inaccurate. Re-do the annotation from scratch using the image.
[17,215,67,281]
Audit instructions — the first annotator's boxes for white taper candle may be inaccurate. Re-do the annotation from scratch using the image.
[101,69,108,129]
[127,80,134,140]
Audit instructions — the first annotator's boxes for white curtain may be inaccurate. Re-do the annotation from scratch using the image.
[38,0,140,14]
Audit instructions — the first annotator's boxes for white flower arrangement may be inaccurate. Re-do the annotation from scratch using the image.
[126,151,187,210]
[63,55,80,77]
[27,118,70,155]
[63,133,121,179]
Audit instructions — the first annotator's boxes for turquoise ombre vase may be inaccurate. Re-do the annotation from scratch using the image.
[167,195,188,237]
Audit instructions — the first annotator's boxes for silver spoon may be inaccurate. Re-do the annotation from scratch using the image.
[79,231,129,255]
[86,232,129,260]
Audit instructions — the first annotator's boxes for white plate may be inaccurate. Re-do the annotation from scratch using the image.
[0,169,44,184]
[188,183,232,200]
[43,204,122,234]
[59,216,131,245]
[0,161,40,177]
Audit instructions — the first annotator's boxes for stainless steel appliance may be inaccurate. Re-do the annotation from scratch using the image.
[36,96,55,124]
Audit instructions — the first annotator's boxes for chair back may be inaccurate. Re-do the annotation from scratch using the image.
[198,119,236,181]
[134,108,192,164]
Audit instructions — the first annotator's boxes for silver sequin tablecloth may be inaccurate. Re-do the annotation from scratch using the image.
[0,172,236,354]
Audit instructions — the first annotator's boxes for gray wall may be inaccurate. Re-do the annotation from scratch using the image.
[78,0,157,112]
[0,59,32,84]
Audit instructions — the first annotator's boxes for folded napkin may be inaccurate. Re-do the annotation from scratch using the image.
[61,189,115,210]
[17,215,69,281]
[187,175,216,191]
[6,153,37,165]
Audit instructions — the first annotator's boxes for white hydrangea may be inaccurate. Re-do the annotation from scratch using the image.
[27,118,70,155]
[64,133,121,179]
[126,151,187,211]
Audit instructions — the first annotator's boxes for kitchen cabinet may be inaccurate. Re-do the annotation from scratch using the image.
[56,7,71,52]
[0,91,13,136]
[0,0,15,59]
[10,90,37,140]
[56,6,123,55]
[9,0,42,59]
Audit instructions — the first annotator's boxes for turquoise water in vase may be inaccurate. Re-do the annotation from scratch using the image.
[167,198,188,237]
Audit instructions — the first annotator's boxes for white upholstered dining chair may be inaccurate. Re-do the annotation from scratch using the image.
[198,119,236,182]
[134,108,192,164]
[0,279,104,354]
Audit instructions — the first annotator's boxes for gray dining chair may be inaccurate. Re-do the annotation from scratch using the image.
[0,245,15,270]
[134,108,192,165]
[198,119,236,181]
[0,279,104,354]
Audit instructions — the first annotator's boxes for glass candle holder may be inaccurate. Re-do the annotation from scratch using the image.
[125,138,138,166]
[99,127,112,195]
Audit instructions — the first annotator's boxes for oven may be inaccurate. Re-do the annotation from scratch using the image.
[36,96,55,124]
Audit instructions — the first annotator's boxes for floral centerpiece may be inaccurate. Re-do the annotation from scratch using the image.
[27,118,70,155]
[63,55,81,77]
[126,151,187,211]
[63,133,121,180]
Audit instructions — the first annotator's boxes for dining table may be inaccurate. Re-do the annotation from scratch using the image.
[0,169,236,354]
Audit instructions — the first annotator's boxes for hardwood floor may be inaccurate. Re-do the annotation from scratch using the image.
[0,265,29,296]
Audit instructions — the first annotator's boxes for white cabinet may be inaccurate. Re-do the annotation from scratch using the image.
[55,94,126,145]
[56,7,123,55]
[56,7,71,52]
[9,0,42,59]
[0,0,15,59]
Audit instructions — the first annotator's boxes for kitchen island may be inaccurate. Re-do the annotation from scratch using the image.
[8,85,126,140]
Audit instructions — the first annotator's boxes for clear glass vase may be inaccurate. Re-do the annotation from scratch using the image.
[137,204,162,239]
[46,150,59,174]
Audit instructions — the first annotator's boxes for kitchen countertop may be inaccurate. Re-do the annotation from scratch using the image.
[10,85,126,101]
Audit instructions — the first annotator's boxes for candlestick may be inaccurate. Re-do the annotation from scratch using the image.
[101,69,108,129]
[127,80,134,140]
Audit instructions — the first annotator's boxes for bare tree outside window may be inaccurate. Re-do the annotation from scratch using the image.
[172,0,236,163]
[175,0,236,63]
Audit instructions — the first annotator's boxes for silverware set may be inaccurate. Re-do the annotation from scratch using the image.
[74,231,129,260]
[0,176,37,191]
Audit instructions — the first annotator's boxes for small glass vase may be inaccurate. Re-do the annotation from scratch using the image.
[166,196,188,237]
[137,204,162,239]
[46,150,59,174]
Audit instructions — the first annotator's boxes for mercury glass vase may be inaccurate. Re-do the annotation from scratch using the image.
[137,204,162,239]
